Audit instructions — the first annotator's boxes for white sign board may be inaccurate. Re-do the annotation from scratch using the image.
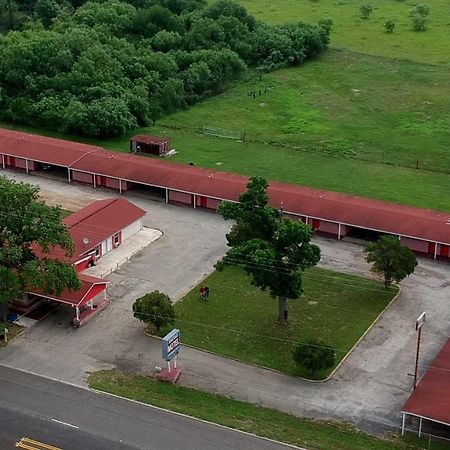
[416,312,426,331]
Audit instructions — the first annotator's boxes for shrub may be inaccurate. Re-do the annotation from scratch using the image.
[132,291,175,333]
[412,15,427,31]
[384,20,395,33]
[359,4,373,19]
[292,340,335,375]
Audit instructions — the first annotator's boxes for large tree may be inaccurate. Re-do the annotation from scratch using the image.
[364,235,418,287]
[218,177,321,323]
[0,176,81,318]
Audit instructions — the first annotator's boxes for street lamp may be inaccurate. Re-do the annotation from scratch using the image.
[413,312,426,390]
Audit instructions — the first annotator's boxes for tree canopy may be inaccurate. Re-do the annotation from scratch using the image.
[0,176,81,312]
[218,176,321,323]
[0,0,330,137]
[132,290,175,332]
[364,235,418,287]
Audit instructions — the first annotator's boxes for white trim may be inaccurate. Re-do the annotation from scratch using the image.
[400,411,450,428]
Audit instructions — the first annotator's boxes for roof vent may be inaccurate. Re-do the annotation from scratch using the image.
[82,238,90,245]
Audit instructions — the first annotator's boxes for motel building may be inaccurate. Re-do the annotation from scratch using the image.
[12,198,146,327]
[0,127,449,260]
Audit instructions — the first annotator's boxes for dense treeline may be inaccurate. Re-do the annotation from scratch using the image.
[0,0,330,137]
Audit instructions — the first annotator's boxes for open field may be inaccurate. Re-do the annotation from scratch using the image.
[166,266,398,379]
[89,370,448,450]
[231,0,450,65]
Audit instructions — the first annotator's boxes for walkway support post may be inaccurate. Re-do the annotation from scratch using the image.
[25,159,29,174]
[338,223,341,240]
[119,179,122,194]
[165,189,169,204]
[1,154,5,169]
[401,413,406,436]
[67,168,71,183]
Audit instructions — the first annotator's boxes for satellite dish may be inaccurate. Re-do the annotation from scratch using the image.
[82,238,90,245]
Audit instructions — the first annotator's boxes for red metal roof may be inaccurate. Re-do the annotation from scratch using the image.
[402,337,450,426]
[29,274,108,307]
[0,128,102,167]
[1,128,449,245]
[34,198,146,261]
[131,134,169,145]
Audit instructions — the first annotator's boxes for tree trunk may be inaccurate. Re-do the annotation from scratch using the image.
[278,296,288,324]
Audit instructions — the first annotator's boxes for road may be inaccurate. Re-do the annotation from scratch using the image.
[0,366,294,450]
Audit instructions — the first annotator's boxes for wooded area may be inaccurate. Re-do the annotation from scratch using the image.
[0,0,329,137]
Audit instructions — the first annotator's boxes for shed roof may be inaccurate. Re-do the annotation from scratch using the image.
[1,127,449,246]
[131,134,169,144]
[401,337,450,427]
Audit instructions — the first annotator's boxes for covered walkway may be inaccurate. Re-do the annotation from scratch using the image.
[401,337,450,437]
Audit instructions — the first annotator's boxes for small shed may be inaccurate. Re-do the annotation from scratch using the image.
[130,135,171,156]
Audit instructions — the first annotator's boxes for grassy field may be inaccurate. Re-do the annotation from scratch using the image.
[165,266,397,379]
[89,370,448,450]
[154,49,450,169]
[231,0,450,65]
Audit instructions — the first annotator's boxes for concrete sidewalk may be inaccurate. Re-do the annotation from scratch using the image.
[84,227,162,279]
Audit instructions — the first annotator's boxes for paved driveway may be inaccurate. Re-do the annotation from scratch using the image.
[1,170,449,435]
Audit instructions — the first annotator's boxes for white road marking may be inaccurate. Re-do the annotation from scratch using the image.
[50,418,79,429]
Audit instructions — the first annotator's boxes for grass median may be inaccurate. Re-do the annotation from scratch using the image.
[166,266,398,380]
[89,369,445,450]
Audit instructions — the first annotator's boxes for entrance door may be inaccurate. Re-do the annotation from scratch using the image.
[199,196,207,208]
[428,242,436,255]
[441,245,449,258]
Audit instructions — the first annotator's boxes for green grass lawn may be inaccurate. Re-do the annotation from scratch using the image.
[89,370,447,450]
[158,50,450,174]
[230,0,450,65]
[167,266,397,379]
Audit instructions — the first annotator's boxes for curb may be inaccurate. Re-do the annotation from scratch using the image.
[143,284,401,384]
[323,284,402,382]
[90,386,307,450]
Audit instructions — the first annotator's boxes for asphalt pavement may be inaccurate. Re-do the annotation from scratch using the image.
[0,366,295,450]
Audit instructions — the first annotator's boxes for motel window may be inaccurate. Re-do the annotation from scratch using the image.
[113,233,120,246]
[95,246,100,257]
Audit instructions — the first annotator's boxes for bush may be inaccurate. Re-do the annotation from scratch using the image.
[412,15,427,31]
[292,340,335,375]
[132,291,175,333]
[384,20,395,33]
[411,4,430,17]
[359,4,373,19]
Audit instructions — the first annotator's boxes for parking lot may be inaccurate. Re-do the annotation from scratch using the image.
[1,170,449,434]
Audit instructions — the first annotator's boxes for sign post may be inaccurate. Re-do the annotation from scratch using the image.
[159,329,181,383]
[413,312,426,390]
